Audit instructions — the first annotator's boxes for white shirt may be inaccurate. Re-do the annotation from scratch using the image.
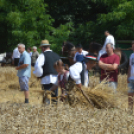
[73,50,88,62]
[102,35,115,51]
[0,53,6,62]
[12,48,20,59]
[33,50,58,84]
[69,62,89,87]
[28,52,32,57]
[98,35,115,60]
[97,50,106,61]
[129,53,134,80]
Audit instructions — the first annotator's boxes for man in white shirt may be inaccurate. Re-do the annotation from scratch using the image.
[12,44,21,66]
[33,40,60,99]
[127,41,134,112]
[73,44,88,62]
[97,31,115,60]
[69,53,97,89]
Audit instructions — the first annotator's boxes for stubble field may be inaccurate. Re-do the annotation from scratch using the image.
[0,67,134,134]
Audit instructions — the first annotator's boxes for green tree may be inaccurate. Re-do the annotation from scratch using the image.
[46,22,74,54]
[45,0,107,46]
[2,0,134,53]
[0,0,54,52]
[93,0,134,40]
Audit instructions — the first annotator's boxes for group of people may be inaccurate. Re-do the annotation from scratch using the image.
[15,40,98,104]
[13,31,134,113]
[12,45,39,67]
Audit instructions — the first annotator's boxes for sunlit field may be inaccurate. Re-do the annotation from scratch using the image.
[0,67,133,134]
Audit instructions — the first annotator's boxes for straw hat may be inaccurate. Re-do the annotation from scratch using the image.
[40,40,51,47]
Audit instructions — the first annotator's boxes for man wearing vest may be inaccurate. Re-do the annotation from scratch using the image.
[33,40,60,101]
[69,53,97,89]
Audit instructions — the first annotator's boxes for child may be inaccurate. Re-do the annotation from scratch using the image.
[50,59,69,101]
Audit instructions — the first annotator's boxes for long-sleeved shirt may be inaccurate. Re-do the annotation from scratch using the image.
[31,51,39,64]
[33,50,57,85]
[98,35,115,60]
[12,48,20,59]
[97,50,107,61]
[102,35,115,51]
[69,62,89,87]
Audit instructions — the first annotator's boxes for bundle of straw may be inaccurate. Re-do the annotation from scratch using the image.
[66,79,117,109]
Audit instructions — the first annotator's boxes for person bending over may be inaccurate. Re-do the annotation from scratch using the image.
[70,53,97,89]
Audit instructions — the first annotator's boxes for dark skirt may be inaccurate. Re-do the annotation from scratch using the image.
[31,63,35,67]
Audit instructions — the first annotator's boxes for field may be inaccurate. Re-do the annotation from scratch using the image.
[0,67,134,134]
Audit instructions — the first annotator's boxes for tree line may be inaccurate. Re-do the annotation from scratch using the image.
[0,0,134,53]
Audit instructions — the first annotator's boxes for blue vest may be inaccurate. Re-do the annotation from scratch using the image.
[76,55,85,85]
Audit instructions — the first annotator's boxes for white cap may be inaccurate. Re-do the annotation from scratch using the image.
[33,46,37,49]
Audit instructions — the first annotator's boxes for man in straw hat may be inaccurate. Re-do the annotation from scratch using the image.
[33,40,60,102]
[98,43,120,92]
[16,43,31,103]
[69,53,97,89]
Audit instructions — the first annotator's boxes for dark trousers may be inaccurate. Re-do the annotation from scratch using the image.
[14,58,20,66]
[42,83,58,97]
[31,63,35,67]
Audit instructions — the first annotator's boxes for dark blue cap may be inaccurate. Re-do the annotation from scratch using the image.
[76,44,82,48]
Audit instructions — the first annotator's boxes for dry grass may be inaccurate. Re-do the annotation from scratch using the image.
[0,67,43,104]
[0,67,133,134]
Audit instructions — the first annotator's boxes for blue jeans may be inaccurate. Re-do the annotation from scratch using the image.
[108,82,117,93]
[128,83,134,93]
[101,81,117,93]
[128,79,134,93]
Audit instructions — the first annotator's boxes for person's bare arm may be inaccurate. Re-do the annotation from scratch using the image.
[16,64,29,70]
[98,61,106,70]
[104,63,118,70]
[99,61,118,71]
[77,83,82,89]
